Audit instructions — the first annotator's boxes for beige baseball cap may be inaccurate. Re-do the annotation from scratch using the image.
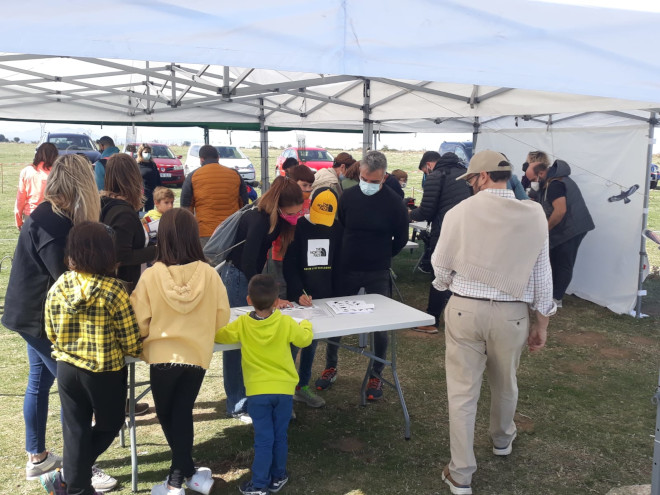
[456,150,511,181]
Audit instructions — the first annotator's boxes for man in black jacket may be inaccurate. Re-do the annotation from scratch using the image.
[409,151,471,333]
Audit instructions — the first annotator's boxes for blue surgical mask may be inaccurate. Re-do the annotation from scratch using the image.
[142,152,151,160]
[359,179,381,196]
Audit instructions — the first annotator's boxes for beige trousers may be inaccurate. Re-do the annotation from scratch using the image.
[444,295,529,486]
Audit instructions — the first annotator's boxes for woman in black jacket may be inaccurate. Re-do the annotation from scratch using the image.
[136,143,162,212]
[100,153,157,292]
[2,154,101,479]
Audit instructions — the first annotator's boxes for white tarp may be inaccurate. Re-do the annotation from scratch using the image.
[478,122,649,314]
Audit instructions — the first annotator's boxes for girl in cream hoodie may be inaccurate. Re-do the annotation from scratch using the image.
[131,208,230,495]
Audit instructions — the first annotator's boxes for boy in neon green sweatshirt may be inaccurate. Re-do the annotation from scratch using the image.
[215,274,312,495]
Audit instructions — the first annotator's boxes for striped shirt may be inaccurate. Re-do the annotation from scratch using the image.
[432,188,556,317]
[45,271,142,372]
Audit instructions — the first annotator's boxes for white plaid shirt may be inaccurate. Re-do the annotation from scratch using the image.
[432,188,556,317]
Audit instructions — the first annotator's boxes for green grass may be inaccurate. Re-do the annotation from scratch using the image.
[0,143,658,495]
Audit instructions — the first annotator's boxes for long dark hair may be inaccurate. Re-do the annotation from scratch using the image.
[33,143,59,171]
[257,176,303,255]
[156,208,206,266]
[102,153,145,210]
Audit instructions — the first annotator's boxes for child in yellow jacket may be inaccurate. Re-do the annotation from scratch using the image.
[131,208,231,495]
[215,274,312,495]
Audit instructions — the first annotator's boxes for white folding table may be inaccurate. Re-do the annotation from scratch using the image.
[123,294,434,491]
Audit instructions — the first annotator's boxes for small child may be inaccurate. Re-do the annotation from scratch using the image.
[41,221,142,495]
[282,187,342,404]
[143,186,175,223]
[215,274,313,495]
[286,165,315,214]
[131,208,231,495]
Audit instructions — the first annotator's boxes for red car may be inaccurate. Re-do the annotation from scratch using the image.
[275,147,334,175]
[124,143,184,186]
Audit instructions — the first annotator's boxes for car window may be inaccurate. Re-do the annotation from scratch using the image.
[299,149,332,162]
[151,145,175,159]
[190,145,200,158]
[454,147,468,163]
[49,136,94,150]
[216,146,241,159]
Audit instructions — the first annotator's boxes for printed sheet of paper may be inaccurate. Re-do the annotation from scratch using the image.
[280,304,333,320]
[326,300,375,315]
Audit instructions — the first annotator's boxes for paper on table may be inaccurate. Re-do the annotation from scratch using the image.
[326,300,375,315]
[280,304,333,319]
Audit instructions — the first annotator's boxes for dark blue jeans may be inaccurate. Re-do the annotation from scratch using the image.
[291,340,319,388]
[20,333,58,454]
[220,263,249,416]
[247,394,292,489]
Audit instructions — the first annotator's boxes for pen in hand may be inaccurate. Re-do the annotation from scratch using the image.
[300,289,313,307]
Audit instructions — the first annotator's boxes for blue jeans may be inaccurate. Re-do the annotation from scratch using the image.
[291,340,318,388]
[220,263,249,416]
[247,394,292,489]
[21,333,58,454]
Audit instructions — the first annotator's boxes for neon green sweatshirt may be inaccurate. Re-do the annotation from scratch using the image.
[215,310,313,396]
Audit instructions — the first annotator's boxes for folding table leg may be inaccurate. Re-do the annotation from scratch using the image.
[389,332,411,439]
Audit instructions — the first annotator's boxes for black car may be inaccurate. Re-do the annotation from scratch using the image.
[40,133,101,163]
[439,141,473,166]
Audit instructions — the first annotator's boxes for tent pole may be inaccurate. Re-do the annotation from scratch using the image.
[472,117,480,151]
[203,127,209,145]
[362,79,372,159]
[259,98,270,191]
[635,111,656,317]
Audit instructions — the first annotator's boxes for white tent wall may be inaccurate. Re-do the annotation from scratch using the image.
[477,123,650,314]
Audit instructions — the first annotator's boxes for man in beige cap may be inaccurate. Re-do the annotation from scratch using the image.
[432,150,555,495]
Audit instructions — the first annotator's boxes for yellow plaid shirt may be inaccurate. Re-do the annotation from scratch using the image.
[45,271,142,372]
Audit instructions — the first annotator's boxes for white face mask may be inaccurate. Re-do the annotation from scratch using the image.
[142,152,151,160]
[359,178,381,196]
[530,181,540,191]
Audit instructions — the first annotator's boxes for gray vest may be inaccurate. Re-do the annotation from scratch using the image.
[542,176,595,249]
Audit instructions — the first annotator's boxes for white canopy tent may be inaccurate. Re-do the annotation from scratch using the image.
[0,0,659,316]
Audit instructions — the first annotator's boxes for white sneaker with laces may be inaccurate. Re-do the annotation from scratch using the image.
[232,412,252,424]
[151,480,185,495]
[185,467,214,495]
[26,451,62,480]
[91,465,118,492]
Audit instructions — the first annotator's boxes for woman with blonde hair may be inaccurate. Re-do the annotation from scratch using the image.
[2,154,116,490]
[136,143,162,211]
[220,175,304,422]
[14,142,59,229]
[100,153,157,292]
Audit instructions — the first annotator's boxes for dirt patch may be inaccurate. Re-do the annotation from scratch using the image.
[555,331,608,347]
[599,347,633,359]
[514,413,535,434]
[565,361,596,376]
[326,436,365,453]
[628,336,657,347]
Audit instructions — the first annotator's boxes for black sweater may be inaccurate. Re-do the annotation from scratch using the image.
[2,202,72,338]
[139,160,162,211]
[338,184,409,272]
[227,208,282,280]
[100,196,157,290]
[282,217,343,300]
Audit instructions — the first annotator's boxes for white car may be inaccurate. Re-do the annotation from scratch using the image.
[184,144,256,181]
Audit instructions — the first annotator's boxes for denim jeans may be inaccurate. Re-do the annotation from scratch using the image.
[247,394,292,489]
[20,333,58,454]
[220,263,249,416]
[291,340,319,388]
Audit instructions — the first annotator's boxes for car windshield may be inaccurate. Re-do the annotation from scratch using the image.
[216,146,242,159]
[298,149,332,162]
[49,135,95,151]
[150,145,175,159]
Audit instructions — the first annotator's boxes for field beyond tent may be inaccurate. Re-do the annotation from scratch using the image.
[0,143,658,494]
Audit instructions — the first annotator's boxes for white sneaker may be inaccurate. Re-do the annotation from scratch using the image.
[151,479,185,495]
[185,468,214,495]
[26,451,62,480]
[553,298,563,308]
[232,412,253,424]
[91,465,118,492]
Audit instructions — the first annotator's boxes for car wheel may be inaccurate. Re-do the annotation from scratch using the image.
[651,180,657,190]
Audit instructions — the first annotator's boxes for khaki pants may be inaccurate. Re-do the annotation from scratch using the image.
[444,295,529,486]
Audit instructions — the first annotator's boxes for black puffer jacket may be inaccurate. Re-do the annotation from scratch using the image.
[410,152,471,242]
[139,160,162,211]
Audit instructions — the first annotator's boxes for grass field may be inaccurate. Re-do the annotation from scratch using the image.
[0,143,658,495]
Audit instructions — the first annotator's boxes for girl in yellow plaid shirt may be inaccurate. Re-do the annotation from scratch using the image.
[42,221,142,495]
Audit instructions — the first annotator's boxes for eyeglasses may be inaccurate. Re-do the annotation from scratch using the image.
[466,174,479,186]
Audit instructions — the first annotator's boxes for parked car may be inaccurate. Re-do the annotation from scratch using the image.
[275,147,334,175]
[184,144,256,181]
[39,133,101,163]
[439,141,473,166]
[651,163,658,189]
[123,143,184,186]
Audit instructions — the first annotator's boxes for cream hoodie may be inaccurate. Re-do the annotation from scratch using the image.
[130,261,230,369]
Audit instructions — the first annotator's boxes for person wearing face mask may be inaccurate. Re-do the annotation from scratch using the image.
[409,151,472,333]
[432,150,554,495]
[180,144,249,247]
[311,151,355,197]
[314,151,409,401]
[136,143,162,212]
[220,176,304,423]
[521,150,551,200]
